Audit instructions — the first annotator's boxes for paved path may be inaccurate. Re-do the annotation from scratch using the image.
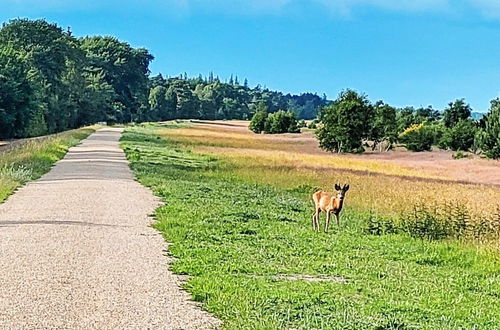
[0,128,219,329]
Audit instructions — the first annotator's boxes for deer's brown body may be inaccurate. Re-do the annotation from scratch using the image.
[312,184,349,232]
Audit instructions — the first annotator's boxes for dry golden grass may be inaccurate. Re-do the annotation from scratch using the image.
[155,122,500,239]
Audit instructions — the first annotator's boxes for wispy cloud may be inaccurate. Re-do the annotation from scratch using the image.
[312,0,449,15]
[468,0,500,19]
[3,0,500,20]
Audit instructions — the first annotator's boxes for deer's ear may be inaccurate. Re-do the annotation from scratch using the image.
[335,184,341,191]
[344,184,350,192]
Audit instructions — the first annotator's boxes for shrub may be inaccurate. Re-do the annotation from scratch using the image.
[398,123,436,152]
[264,110,300,134]
[249,110,268,133]
[452,151,471,160]
[402,205,449,240]
[307,121,317,129]
[439,119,477,151]
[476,99,500,159]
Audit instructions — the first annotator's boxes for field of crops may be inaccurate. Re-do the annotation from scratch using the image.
[122,122,500,329]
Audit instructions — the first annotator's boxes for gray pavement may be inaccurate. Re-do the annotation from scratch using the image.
[0,128,219,329]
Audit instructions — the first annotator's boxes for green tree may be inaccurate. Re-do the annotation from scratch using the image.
[249,103,269,133]
[149,85,176,121]
[265,110,299,134]
[316,89,374,153]
[0,18,85,133]
[476,100,500,159]
[443,99,472,128]
[398,123,435,152]
[369,101,398,151]
[439,119,477,151]
[0,45,36,138]
[80,36,153,122]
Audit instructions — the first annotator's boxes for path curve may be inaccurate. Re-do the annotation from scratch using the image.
[0,128,219,329]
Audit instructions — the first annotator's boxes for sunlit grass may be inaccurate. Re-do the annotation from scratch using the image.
[0,127,96,202]
[122,125,500,329]
[154,123,500,233]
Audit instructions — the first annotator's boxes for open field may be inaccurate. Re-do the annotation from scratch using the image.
[157,121,500,231]
[122,123,500,329]
[176,120,500,187]
[0,127,96,203]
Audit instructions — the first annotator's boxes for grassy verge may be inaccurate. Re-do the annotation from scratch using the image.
[0,127,96,202]
[122,125,499,329]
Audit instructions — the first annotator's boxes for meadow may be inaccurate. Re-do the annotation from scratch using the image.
[121,122,500,329]
[0,127,96,202]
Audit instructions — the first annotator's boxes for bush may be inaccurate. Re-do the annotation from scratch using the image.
[307,120,317,129]
[398,123,436,152]
[249,110,268,133]
[264,110,300,134]
[439,119,477,151]
[476,99,500,159]
[452,151,471,160]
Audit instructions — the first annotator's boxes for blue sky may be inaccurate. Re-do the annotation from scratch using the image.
[1,0,500,111]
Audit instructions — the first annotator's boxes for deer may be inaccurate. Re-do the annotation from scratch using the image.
[312,184,350,233]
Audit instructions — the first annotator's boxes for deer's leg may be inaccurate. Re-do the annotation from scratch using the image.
[325,210,331,233]
[335,213,340,226]
[314,209,321,231]
[312,211,317,230]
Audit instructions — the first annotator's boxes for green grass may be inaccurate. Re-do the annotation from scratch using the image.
[122,125,500,329]
[0,127,96,202]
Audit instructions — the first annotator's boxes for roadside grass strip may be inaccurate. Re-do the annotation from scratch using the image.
[0,127,96,203]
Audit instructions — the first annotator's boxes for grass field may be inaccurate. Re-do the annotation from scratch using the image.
[122,123,500,329]
[0,127,96,203]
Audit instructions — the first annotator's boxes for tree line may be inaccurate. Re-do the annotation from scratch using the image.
[1,19,498,158]
[0,18,326,140]
[313,90,499,158]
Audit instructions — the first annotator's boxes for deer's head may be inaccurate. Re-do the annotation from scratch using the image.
[334,184,350,201]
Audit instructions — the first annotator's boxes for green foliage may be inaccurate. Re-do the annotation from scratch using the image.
[439,119,477,151]
[122,126,500,329]
[443,99,472,128]
[149,74,327,122]
[80,36,154,123]
[249,104,268,133]
[452,151,471,160]
[249,106,299,134]
[264,110,300,134]
[476,99,500,159]
[0,18,154,138]
[307,120,318,129]
[316,89,374,153]
[25,108,48,137]
[396,106,440,133]
[369,101,398,150]
[398,123,435,152]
